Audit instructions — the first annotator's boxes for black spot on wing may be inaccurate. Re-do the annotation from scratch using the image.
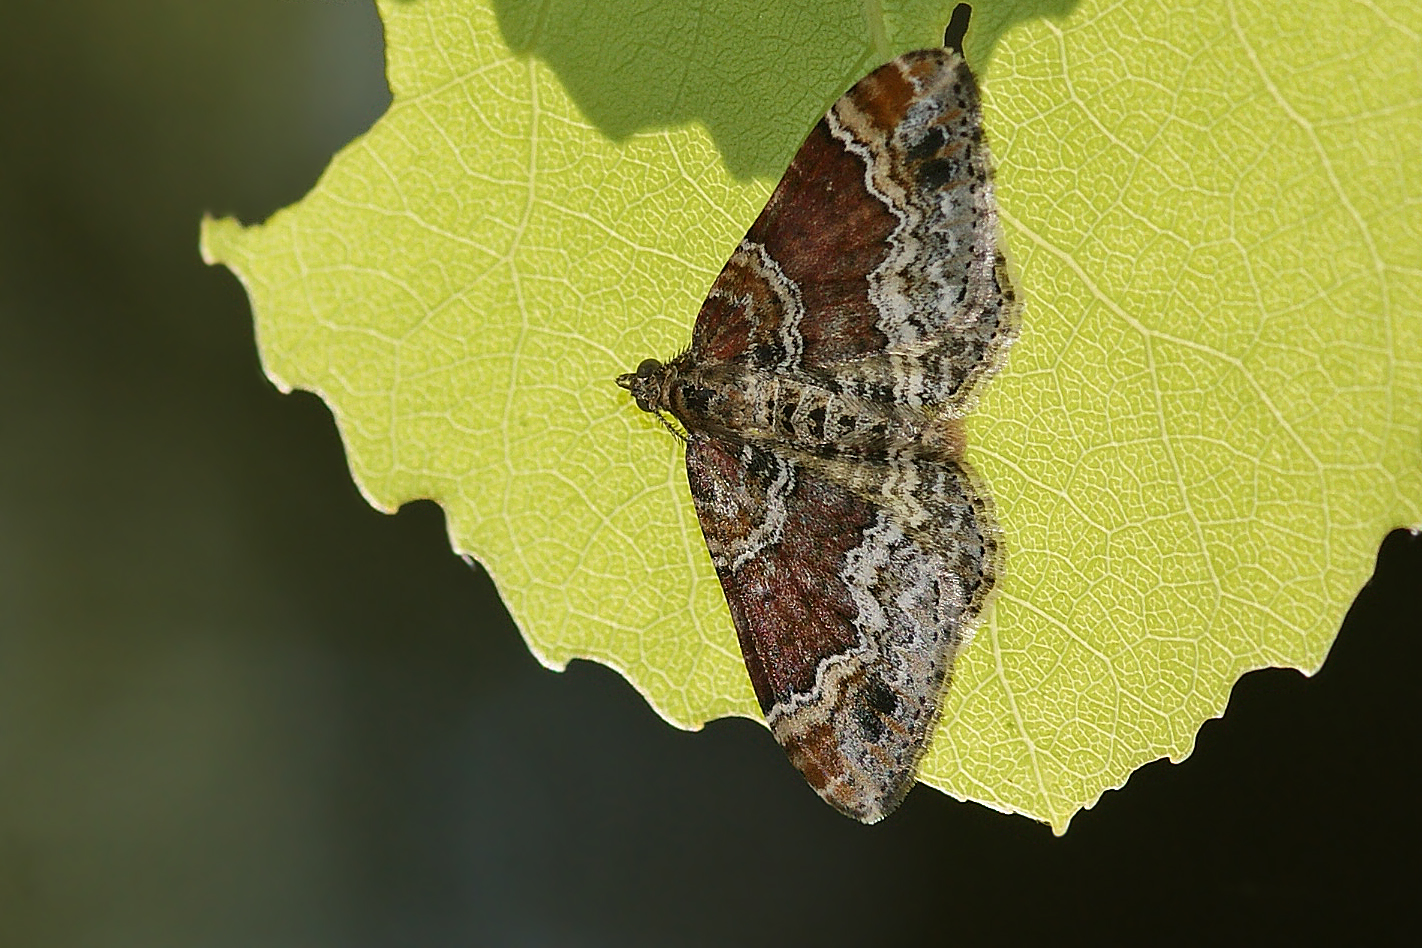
[864,676,899,716]
[778,399,796,433]
[917,157,960,192]
[807,406,827,440]
[751,342,785,367]
[907,125,949,163]
[679,383,713,416]
[743,443,783,487]
[854,700,887,742]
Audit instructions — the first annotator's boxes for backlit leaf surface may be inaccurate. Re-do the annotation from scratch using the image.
[202,0,1422,830]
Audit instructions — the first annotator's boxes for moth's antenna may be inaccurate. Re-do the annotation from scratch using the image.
[944,3,971,55]
[652,409,689,445]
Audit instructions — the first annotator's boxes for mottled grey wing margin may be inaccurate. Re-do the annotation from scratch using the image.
[816,48,1021,416]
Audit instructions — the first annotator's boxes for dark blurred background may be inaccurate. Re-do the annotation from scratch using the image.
[1,1,1418,944]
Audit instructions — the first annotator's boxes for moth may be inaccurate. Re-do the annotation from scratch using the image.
[618,3,1019,822]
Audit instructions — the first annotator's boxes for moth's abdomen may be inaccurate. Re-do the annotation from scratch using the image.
[673,368,938,459]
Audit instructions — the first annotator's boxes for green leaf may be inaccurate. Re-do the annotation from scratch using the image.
[202,0,1422,831]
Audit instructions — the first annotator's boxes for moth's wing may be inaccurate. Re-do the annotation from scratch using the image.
[690,47,1019,409]
[686,435,997,823]
[687,235,836,372]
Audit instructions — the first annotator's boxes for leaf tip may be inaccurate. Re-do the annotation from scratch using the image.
[198,214,245,268]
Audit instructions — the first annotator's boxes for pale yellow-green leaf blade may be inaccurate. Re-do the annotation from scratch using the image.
[201,0,1422,832]
[931,0,1422,829]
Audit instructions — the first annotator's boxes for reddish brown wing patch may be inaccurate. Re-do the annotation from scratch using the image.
[690,242,803,369]
[740,120,901,367]
[684,437,870,708]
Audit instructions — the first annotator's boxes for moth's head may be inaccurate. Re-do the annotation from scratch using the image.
[616,357,672,414]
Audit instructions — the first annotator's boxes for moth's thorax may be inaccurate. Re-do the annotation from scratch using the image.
[666,361,965,461]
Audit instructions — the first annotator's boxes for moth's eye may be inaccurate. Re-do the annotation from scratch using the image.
[635,397,653,412]
[636,358,662,378]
